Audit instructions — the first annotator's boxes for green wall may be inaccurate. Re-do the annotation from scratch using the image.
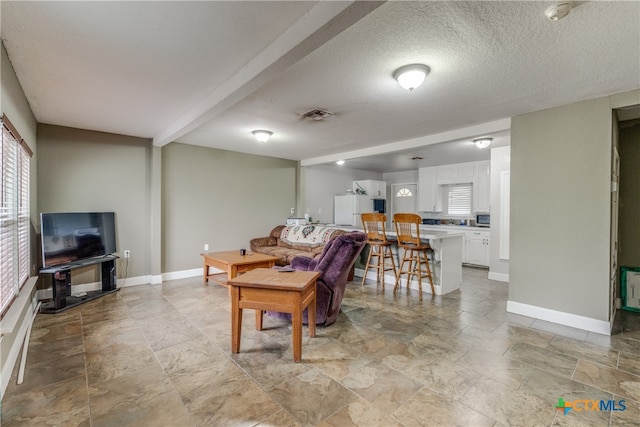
[37,125,152,281]
[161,142,297,272]
[510,91,640,325]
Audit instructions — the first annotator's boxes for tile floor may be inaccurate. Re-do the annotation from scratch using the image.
[1,267,639,426]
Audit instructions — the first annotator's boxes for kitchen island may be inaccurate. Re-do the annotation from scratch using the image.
[330,225,464,295]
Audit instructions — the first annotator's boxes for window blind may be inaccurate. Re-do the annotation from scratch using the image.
[447,184,472,215]
[1,116,31,317]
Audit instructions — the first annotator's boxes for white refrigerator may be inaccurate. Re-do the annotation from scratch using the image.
[334,195,373,228]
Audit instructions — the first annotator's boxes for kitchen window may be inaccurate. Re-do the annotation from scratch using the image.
[1,114,32,317]
[446,183,472,216]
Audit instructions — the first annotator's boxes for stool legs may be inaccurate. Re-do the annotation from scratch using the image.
[361,243,397,290]
[394,247,435,299]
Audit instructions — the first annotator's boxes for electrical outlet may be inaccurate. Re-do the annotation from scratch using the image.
[124,250,130,258]
[204,243,209,251]
[290,207,295,215]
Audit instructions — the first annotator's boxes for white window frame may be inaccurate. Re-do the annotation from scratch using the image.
[1,115,31,317]
[445,183,472,216]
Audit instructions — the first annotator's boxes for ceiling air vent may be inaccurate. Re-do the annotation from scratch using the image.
[299,108,334,121]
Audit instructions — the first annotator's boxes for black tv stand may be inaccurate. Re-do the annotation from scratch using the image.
[40,255,119,314]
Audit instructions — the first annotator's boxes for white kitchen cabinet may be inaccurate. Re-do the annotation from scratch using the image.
[437,162,476,185]
[464,230,490,266]
[418,167,442,212]
[474,160,490,213]
[353,180,386,198]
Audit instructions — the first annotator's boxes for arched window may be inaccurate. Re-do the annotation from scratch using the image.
[396,187,413,197]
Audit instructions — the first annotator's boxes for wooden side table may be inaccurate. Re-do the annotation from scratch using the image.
[227,268,320,363]
[201,251,279,283]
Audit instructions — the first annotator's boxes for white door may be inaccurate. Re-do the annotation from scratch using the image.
[391,183,418,224]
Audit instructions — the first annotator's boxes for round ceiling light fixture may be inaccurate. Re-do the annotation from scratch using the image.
[252,130,273,143]
[336,160,345,165]
[393,64,430,92]
[473,138,493,149]
[545,3,572,21]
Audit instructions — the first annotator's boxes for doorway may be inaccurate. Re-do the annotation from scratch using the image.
[615,109,640,322]
[390,183,418,225]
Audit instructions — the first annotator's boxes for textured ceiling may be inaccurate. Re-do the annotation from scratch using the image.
[2,1,639,172]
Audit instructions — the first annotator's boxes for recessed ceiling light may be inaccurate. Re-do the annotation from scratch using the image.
[336,160,345,165]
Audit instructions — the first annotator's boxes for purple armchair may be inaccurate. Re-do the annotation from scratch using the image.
[268,231,366,326]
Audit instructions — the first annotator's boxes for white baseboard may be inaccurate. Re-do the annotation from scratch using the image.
[162,267,210,282]
[507,300,611,335]
[488,271,509,282]
[118,275,152,288]
[150,275,163,285]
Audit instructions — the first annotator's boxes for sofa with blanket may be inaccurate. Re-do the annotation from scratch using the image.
[250,225,348,266]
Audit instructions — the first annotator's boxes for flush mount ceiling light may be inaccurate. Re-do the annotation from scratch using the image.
[336,160,345,165]
[252,130,273,143]
[393,64,430,92]
[545,2,572,21]
[474,138,493,149]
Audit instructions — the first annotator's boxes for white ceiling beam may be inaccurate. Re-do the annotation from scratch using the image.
[153,1,385,147]
[300,118,512,167]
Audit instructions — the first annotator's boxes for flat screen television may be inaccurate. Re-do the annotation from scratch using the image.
[40,212,117,268]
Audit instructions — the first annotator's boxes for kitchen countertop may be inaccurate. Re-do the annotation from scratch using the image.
[420,224,490,231]
[328,224,465,240]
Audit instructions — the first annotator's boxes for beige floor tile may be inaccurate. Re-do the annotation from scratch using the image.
[269,368,359,426]
[393,387,495,427]
[503,341,579,378]
[618,350,640,377]
[610,394,640,426]
[340,360,422,412]
[460,377,556,426]
[318,397,404,427]
[492,323,554,348]
[170,360,282,426]
[4,268,640,427]
[136,310,204,351]
[457,347,533,388]
[85,341,159,384]
[256,410,303,427]
[0,376,91,427]
[572,359,640,402]
[547,335,619,368]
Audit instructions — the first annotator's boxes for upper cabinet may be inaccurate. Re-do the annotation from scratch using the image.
[437,163,476,185]
[419,160,491,213]
[418,167,442,212]
[353,180,386,198]
[474,160,490,213]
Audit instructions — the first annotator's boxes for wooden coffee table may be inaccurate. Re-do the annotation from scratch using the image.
[227,268,320,363]
[201,251,279,283]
